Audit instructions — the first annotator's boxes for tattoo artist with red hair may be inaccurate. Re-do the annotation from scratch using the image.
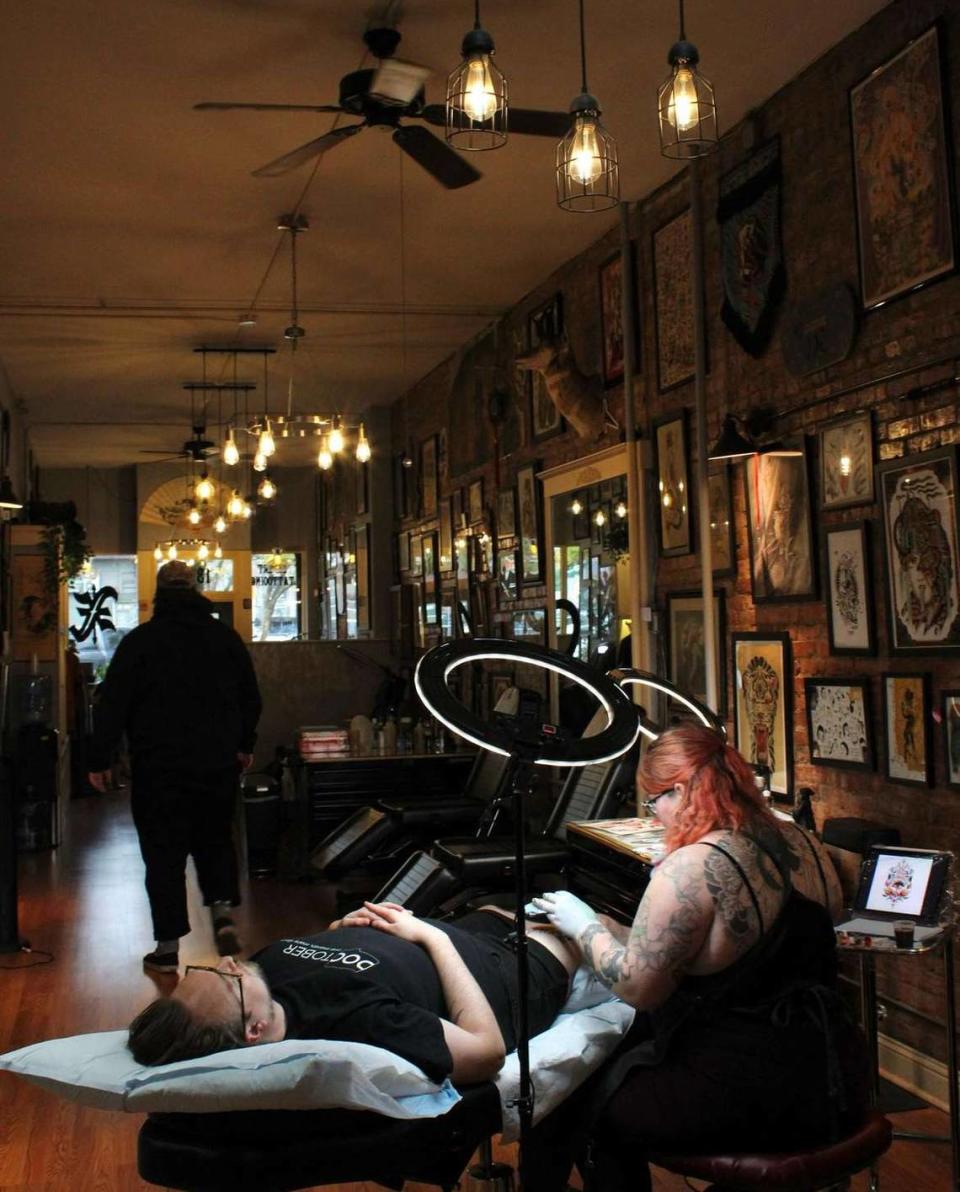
[526,724,870,1192]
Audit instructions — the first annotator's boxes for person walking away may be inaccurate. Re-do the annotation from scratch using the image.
[88,560,262,973]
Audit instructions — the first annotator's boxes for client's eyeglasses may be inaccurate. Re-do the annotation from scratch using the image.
[641,788,675,816]
[185,965,246,1039]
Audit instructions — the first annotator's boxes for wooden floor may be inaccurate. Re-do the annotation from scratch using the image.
[0,791,954,1191]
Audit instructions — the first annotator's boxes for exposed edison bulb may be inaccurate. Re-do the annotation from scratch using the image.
[565,115,602,185]
[615,500,627,519]
[839,453,852,478]
[662,491,673,509]
[214,543,223,559]
[594,508,607,527]
[168,544,178,560]
[241,500,253,520]
[197,543,209,561]
[317,438,333,471]
[195,473,215,503]
[187,506,201,526]
[153,545,163,561]
[259,420,276,458]
[223,434,240,467]
[227,490,245,518]
[258,475,277,500]
[253,449,267,472]
[328,423,345,454]
[355,424,371,463]
[462,54,497,121]
[570,498,583,516]
[668,66,699,132]
[214,514,227,534]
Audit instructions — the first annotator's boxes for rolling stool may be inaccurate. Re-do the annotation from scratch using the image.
[647,1109,892,1190]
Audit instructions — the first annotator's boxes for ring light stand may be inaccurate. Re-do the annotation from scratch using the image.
[415,639,641,1179]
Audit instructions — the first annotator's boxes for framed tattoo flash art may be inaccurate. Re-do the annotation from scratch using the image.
[882,672,932,787]
[804,677,873,771]
[497,548,519,600]
[653,208,697,391]
[398,530,410,574]
[732,632,793,800]
[877,446,960,653]
[708,465,735,577]
[744,446,817,602]
[527,293,565,441]
[823,521,875,656]
[516,462,544,584]
[598,247,637,389]
[468,478,484,526]
[667,590,726,714]
[942,690,960,789]
[819,410,875,510]
[654,412,692,557]
[497,487,516,542]
[850,24,955,310]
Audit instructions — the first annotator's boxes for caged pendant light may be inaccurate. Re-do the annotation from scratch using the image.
[556,0,619,212]
[446,0,508,150]
[657,0,718,159]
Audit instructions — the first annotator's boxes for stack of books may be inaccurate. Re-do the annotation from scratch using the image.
[298,725,350,760]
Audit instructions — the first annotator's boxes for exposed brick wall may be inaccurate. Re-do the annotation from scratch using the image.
[389,0,960,1062]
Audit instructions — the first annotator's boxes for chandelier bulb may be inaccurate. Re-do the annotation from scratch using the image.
[258,475,277,500]
[570,498,583,515]
[317,438,333,471]
[223,434,240,467]
[253,450,267,472]
[214,543,223,559]
[168,544,178,560]
[197,543,209,561]
[153,545,162,561]
[615,500,627,519]
[195,473,215,503]
[355,423,371,463]
[594,508,606,527]
[328,423,345,455]
[259,420,276,458]
[187,506,201,526]
[242,501,253,520]
[214,514,227,534]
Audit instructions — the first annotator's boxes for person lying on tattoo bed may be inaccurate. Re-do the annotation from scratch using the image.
[526,723,871,1192]
[127,903,579,1085]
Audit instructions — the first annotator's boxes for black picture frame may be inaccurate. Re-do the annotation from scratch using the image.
[823,520,876,656]
[409,532,422,578]
[882,672,932,787]
[743,443,818,603]
[666,589,726,715]
[654,411,692,557]
[421,531,440,626]
[708,464,736,577]
[804,676,874,771]
[942,689,960,789]
[527,293,565,442]
[819,410,875,510]
[497,548,519,600]
[355,523,370,633]
[398,530,410,574]
[439,496,454,573]
[732,631,793,801]
[599,245,638,389]
[497,487,516,542]
[652,208,700,392]
[513,607,547,645]
[468,478,484,525]
[516,461,544,585]
[876,445,960,653]
[849,23,956,311]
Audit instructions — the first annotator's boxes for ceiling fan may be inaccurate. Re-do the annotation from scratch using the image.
[139,424,219,464]
[195,26,571,188]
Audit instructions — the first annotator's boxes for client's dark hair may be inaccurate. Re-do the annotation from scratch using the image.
[128,997,245,1066]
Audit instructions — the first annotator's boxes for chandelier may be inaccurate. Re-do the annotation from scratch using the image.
[153,537,221,563]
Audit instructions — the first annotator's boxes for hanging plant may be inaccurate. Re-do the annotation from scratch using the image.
[602,519,629,563]
[22,502,92,637]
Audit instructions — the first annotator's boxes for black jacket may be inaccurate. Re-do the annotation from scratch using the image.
[89,589,262,773]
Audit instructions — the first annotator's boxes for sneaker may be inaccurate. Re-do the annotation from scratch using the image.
[142,949,179,974]
[214,920,243,957]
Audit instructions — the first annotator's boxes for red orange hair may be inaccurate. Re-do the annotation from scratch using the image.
[637,723,775,851]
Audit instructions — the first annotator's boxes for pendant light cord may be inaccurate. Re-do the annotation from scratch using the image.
[678,0,685,40]
[579,0,588,93]
[474,0,481,30]
[399,153,410,451]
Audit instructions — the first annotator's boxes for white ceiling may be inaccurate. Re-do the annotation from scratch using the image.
[0,0,889,467]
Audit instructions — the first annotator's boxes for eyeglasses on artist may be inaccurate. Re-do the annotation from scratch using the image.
[184,964,246,1039]
[641,788,676,815]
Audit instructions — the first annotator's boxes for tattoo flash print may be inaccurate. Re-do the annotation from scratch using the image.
[740,655,779,773]
[808,682,870,767]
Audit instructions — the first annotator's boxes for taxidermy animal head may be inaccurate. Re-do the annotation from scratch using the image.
[514,334,611,441]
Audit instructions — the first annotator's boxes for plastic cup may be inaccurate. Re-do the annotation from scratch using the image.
[893,920,915,949]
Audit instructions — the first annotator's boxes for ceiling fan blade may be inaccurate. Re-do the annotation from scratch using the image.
[419,104,571,139]
[195,102,343,113]
[251,123,365,178]
[392,125,481,189]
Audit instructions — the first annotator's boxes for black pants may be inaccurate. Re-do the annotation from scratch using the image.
[131,765,241,941]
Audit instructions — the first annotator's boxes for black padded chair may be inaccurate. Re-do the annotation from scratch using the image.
[371,746,637,916]
[308,748,512,880]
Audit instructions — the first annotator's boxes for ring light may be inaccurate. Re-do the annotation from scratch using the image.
[606,667,725,741]
[415,638,641,767]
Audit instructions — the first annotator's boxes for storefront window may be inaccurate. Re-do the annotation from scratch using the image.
[68,556,139,671]
[251,552,301,641]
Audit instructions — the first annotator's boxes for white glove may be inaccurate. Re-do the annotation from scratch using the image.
[531,890,598,940]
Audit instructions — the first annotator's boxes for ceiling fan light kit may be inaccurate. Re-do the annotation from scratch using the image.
[446,2,508,151]
[556,0,619,212]
[658,0,718,159]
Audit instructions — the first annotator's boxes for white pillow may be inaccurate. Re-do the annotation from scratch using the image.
[0,1031,460,1118]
